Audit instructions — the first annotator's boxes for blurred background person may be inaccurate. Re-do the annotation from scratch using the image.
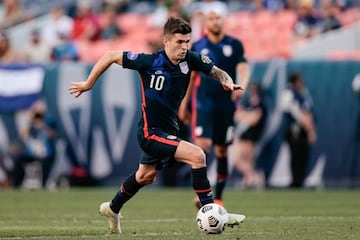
[293,0,323,39]
[0,0,24,28]
[0,148,10,188]
[23,29,51,63]
[11,101,57,188]
[281,72,317,188]
[71,1,101,41]
[232,83,267,190]
[0,31,22,63]
[319,0,342,33]
[99,4,123,40]
[42,6,74,48]
[51,31,79,62]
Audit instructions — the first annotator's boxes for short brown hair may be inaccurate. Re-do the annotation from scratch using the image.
[163,16,191,36]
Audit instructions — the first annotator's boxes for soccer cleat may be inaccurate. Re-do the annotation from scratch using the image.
[227,213,246,227]
[99,202,121,234]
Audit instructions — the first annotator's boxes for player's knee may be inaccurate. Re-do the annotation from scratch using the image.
[136,171,157,185]
[214,146,227,158]
[192,147,206,168]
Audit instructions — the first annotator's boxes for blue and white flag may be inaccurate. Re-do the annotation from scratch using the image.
[0,65,44,111]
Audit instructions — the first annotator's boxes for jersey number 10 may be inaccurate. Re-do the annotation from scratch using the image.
[150,75,165,91]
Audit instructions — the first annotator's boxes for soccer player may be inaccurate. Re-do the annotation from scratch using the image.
[179,8,250,206]
[69,16,245,234]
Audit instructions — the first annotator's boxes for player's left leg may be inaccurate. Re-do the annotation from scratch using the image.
[213,144,228,206]
[212,110,234,205]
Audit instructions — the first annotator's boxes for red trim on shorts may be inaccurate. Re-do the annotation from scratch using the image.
[195,188,212,193]
[149,134,179,146]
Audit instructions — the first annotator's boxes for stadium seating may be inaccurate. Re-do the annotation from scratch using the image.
[76,9,360,62]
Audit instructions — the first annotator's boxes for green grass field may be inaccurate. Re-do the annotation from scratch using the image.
[0,188,359,240]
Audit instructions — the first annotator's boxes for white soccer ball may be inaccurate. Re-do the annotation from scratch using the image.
[196,203,229,234]
[352,74,360,94]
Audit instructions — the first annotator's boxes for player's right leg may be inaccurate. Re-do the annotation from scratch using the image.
[100,164,158,234]
[99,201,121,234]
[191,137,212,208]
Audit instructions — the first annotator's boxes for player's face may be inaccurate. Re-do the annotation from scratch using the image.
[205,12,223,36]
[164,33,191,63]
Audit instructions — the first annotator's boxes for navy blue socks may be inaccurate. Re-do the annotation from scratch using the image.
[192,167,214,206]
[110,172,144,214]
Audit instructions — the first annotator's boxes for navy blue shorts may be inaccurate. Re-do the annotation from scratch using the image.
[193,109,234,145]
[137,127,181,170]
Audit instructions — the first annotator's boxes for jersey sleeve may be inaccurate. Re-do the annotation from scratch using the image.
[233,39,247,64]
[122,51,152,71]
[188,50,214,75]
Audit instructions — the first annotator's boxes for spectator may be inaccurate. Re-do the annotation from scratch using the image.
[263,0,286,12]
[71,1,101,41]
[320,1,342,32]
[12,101,57,188]
[42,6,74,48]
[24,29,51,63]
[281,73,317,188]
[0,0,24,28]
[0,148,10,188]
[51,32,79,62]
[0,31,20,63]
[253,0,266,12]
[293,0,322,38]
[232,83,267,189]
[99,4,123,40]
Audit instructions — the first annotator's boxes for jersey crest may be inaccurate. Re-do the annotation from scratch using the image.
[201,55,212,64]
[179,61,189,74]
[222,45,232,57]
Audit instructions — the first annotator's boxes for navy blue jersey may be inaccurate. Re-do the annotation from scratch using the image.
[122,49,214,135]
[191,35,246,111]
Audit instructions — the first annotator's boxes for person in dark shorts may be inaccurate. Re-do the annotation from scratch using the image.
[232,83,267,189]
[69,16,245,234]
[179,7,250,206]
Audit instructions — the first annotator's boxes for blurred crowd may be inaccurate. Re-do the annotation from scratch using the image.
[0,0,359,64]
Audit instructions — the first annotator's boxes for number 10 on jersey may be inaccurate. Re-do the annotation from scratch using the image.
[150,74,165,91]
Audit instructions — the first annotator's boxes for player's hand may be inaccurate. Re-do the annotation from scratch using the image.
[178,103,191,125]
[68,81,91,98]
[222,80,243,91]
[231,89,244,101]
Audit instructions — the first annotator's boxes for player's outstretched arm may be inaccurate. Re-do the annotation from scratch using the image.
[209,66,243,91]
[69,51,123,98]
[232,62,250,101]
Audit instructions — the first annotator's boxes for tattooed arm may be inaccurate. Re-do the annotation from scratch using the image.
[209,66,243,91]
